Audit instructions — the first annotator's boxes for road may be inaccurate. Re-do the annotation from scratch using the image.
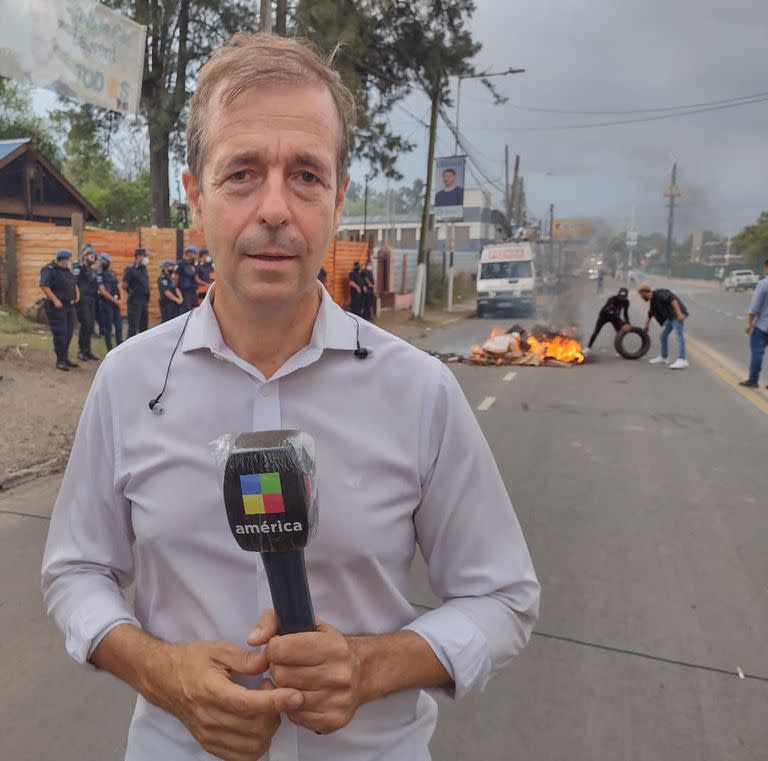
[1,277,767,760]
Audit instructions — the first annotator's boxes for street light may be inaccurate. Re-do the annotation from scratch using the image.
[454,67,525,153]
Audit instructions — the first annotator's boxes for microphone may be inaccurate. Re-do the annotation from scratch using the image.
[222,431,318,634]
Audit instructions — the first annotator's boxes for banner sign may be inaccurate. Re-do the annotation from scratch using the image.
[0,0,146,114]
[432,155,466,222]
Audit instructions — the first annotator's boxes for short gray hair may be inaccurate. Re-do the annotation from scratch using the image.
[187,32,356,186]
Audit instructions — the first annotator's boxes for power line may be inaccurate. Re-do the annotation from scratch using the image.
[461,87,768,116]
[464,93,768,132]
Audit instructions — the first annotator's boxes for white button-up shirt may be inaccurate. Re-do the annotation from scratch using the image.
[42,286,539,761]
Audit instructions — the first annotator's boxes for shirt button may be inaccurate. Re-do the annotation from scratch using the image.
[261,386,272,397]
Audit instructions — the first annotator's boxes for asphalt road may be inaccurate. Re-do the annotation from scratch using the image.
[1,278,766,760]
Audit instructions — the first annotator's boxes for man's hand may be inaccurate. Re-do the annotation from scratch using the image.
[745,317,754,335]
[53,298,63,309]
[620,323,631,334]
[643,320,650,332]
[250,611,363,735]
[144,639,304,761]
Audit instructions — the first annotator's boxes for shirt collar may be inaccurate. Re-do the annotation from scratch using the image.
[181,282,359,358]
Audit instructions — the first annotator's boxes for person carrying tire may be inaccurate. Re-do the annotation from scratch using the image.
[585,287,631,355]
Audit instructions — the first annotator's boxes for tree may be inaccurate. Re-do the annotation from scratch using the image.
[0,78,61,162]
[733,212,768,269]
[87,0,259,226]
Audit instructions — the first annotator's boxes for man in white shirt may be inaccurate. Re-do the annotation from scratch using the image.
[42,32,539,761]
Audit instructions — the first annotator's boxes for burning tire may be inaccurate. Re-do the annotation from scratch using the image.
[615,327,650,360]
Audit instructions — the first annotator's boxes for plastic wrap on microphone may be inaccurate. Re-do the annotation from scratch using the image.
[211,431,319,553]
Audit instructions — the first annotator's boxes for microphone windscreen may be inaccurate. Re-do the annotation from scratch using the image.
[222,431,318,554]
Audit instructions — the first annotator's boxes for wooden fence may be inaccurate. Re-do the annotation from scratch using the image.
[1,219,368,325]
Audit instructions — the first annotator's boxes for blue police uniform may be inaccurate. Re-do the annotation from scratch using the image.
[123,254,150,337]
[177,254,198,314]
[158,262,181,322]
[196,259,214,304]
[73,257,99,359]
[40,252,78,368]
[97,255,123,351]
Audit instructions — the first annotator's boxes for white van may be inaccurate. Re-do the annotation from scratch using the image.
[476,242,537,318]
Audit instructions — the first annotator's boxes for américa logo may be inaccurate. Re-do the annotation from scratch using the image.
[239,472,285,515]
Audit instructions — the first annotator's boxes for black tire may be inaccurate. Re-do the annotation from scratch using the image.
[615,326,651,360]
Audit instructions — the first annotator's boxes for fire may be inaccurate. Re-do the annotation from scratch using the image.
[527,334,585,364]
[469,326,585,366]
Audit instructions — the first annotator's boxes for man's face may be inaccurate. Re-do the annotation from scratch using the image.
[185,251,196,262]
[183,82,348,309]
[56,258,69,269]
[442,170,456,190]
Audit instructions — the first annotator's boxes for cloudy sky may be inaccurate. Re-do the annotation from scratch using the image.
[357,0,768,238]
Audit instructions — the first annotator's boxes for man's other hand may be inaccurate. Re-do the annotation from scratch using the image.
[154,640,304,761]
[249,610,363,735]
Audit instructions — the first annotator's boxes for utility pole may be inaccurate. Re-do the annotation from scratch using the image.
[664,162,680,273]
[504,146,510,223]
[549,203,555,273]
[362,174,370,254]
[510,153,520,223]
[414,84,440,318]
[259,0,271,32]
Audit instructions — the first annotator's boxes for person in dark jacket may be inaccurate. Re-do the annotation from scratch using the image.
[123,248,151,337]
[586,287,631,352]
[640,284,689,369]
[158,260,183,322]
[177,245,199,313]
[39,249,79,371]
[72,248,100,361]
[96,253,122,352]
[348,261,364,316]
[195,248,214,304]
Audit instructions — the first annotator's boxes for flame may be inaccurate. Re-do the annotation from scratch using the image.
[528,334,584,364]
[470,328,584,364]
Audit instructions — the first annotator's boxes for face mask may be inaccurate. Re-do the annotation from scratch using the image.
[143,257,150,266]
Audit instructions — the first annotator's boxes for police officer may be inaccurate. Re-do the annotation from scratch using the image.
[73,247,100,361]
[158,260,183,322]
[97,253,123,352]
[39,249,79,371]
[195,247,214,304]
[361,260,375,321]
[177,245,198,313]
[123,247,150,337]
[348,260,364,316]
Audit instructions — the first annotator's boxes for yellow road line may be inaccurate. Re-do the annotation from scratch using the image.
[687,335,768,416]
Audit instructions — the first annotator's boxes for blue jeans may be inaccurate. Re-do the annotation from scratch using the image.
[749,326,768,382]
[660,319,686,360]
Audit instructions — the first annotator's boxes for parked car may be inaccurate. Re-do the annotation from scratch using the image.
[723,270,759,291]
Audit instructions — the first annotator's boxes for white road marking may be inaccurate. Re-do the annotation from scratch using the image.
[725,312,734,317]
[476,396,496,411]
[503,371,517,382]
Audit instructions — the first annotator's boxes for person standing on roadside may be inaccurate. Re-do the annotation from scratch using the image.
[348,259,364,316]
[158,259,184,322]
[640,284,689,370]
[361,259,375,321]
[195,247,214,304]
[123,248,151,337]
[41,33,538,761]
[740,258,768,388]
[177,245,199,313]
[72,247,100,362]
[96,253,122,352]
[39,249,79,371]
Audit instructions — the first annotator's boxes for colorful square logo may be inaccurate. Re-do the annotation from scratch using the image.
[240,472,285,515]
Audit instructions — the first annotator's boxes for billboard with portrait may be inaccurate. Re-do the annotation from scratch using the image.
[0,0,146,114]
[432,155,466,222]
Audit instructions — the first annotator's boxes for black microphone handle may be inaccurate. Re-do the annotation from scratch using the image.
[261,550,316,635]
